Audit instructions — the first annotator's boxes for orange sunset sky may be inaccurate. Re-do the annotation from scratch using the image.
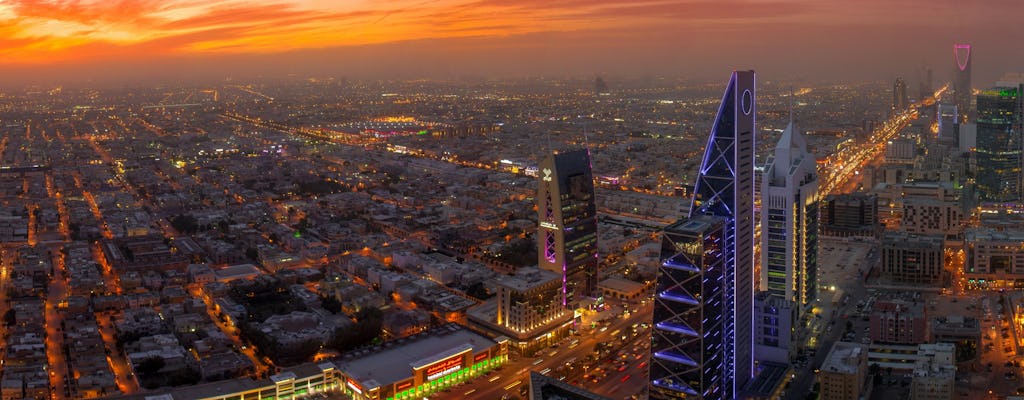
[0,0,1021,84]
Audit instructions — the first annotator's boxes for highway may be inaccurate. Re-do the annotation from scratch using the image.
[778,85,948,399]
[432,298,653,400]
[818,84,948,196]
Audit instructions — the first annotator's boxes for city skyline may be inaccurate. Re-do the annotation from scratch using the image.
[0,1,1021,86]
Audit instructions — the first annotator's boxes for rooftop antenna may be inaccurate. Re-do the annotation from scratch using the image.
[583,120,590,152]
[789,86,795,123]
[546,128,553,155]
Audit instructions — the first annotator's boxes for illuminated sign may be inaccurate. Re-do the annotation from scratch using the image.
[425,354,464,382]
[474,352,488,362]
[396,380,413,391]
[540,221,558,230]
[347,378,363,394]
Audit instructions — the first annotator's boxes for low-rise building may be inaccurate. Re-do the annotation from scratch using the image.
[870,299,928,345]
[819,342,870,400]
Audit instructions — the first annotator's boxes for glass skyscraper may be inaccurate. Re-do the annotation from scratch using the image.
[537,148,599,307]
[975,85,1023,202]
[650,70,756,399]
[651,215,729,399]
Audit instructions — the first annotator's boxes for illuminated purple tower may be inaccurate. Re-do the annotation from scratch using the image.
[537,148,599,307]
[953,43,972,123]
[649,70,756,399]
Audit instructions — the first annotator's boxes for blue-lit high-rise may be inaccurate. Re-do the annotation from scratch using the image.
[650,70,756,399]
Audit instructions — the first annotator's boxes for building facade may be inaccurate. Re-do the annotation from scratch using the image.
[975,85,1023,201]
[650,70,756,399]
[894,77,909,113]
[821,193,880,238]
[753,292,795,364]
[900,197,962,235]
[818,342,869,400]
[870,300,928,345]
[880,232,945,284]
[760,120,819,314]
[650,215,729,399]
[965,228,1024,289]
[938,104,960,147]
[493,267,573,351]
[909,344,956,400]
[537,148,599,306]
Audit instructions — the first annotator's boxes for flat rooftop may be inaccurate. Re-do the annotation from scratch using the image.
[335,324,498,387]
[598,277,645,294]
[495,267,560,292]
[821,342,866,375]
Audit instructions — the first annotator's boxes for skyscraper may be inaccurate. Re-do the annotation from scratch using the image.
[651,215,729,399]
[650,70,756,399]
[537,148,599,307]
[937,104,959,146]
[975,85,1023,201]
[760,120,819,313]
[893,77,909,112]
[953,43,972,123]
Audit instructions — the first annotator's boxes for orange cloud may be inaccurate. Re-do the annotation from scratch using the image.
[0,0,987,67]
[0,0,701,65]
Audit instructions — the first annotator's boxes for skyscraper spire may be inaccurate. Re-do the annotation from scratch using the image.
[650,70,756,400]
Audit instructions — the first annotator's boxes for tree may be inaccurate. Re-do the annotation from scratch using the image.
[136,356,165,377]
[465,282,492,300]
[320,296,342,314]
[3,309,15,327]
[245,247,259,261]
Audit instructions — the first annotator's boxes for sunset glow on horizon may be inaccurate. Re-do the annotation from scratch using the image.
[0,0,664,65]
[0,0,1019,83]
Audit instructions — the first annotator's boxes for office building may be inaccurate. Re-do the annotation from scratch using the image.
[821,193,880,238]
[880,232,945,285]
[885,137,917,164]
[753,292,795,364]
[869,299,928,345]
[909,344,956,400]
[468,268,573,355]
[900,197,962,235]
[818,342,870,400]
[953,43,972,123]
[650,215,730,399]
[650,70,756,399]
[894,77,909,112]
[937,104,959,146]
[537,148,599,306]
[760,120,819,313]
[965,228,1024,289]
[975,85,1023,201]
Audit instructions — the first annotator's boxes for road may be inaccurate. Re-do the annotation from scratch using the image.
[432,298,653,400]
[782,240,875,400]
[45,248,70,399]
[818,84,948,197]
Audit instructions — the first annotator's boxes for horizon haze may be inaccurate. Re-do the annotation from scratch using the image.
[0,0,1022,86]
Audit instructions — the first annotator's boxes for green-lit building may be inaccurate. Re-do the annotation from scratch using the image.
[975,85,1024,201]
